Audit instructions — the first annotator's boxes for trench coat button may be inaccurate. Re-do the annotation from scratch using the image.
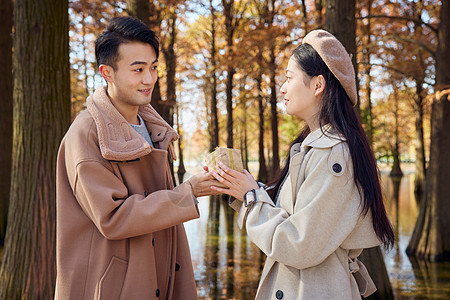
[152,238,155,246]
[144,191,148,196]
[332,163,342,173]
[175,263,180,271]
[156,288,160,297]
[276,290,283,299]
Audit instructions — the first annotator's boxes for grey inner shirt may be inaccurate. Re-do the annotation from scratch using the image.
[130,114,154,147]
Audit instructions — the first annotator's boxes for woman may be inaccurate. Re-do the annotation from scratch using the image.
[210,29,394,299]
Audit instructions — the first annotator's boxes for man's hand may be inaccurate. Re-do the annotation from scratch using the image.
[186,172,222,198]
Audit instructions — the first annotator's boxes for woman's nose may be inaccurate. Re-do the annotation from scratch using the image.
[280,82,287,94]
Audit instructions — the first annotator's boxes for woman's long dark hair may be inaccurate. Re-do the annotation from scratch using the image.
[267,43,394,249]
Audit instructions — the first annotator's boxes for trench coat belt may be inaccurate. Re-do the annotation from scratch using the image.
[348,257,377,298]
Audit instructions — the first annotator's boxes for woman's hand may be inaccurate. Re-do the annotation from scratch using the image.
[210,161,259,201]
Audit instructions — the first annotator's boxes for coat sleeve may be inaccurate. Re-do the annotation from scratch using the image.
[72,159,199,240]
[242,147,364,270]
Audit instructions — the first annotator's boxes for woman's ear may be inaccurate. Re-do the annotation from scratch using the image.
[312,75,325,96]
[99,64,114,83]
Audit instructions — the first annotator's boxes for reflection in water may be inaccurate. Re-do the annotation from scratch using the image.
[185,172,450,299]
[185,195,262,299]
[382,173,450,299]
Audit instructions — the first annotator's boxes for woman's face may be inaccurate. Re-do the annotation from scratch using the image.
[280,56,321,129]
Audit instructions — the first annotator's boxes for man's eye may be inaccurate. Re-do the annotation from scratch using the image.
[134,68,143,72]
[152,65,158,70]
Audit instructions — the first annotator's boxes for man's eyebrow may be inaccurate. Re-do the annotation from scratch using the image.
[130,59,158,66]
[130,61,147,66]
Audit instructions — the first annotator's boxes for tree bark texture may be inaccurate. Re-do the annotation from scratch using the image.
[0,0,70,298]
[0,0,13,246]
[406,0,450,262]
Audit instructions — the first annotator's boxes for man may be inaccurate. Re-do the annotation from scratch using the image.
[55,16,218,299]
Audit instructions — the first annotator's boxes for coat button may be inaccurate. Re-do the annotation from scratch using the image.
[152,238,155,246]
[156,288,160,297]
[276,290,283,299]
[332,163,342,173]
[175,263,180,271]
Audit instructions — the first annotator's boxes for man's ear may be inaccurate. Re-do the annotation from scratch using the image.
[99,64,114,83]
[313,75,325,96]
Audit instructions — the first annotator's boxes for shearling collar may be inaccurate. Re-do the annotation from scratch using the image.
[86,86,178,161]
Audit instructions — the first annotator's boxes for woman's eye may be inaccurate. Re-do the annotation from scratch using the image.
[134,68,143,72]
[152,65,158,70]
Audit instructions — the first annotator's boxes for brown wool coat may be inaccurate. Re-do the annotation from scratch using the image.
[55,87,199,300]
[233,125,382,300]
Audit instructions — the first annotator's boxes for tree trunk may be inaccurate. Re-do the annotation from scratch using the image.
[411,0,427,202]
[414,80,426,202]
[269,33,279,175]
[0,0,70,298]
[126,0,149,24]
[301,0,308,33]
[314,0,323,27]
[406,0,450,262]
[162,11,176,127]
[390,91,403,178]
[0,0,13,247]
[256,49,268,183]
[176,105,185,184]
[223,0,235,148]
[364,0,373,148]
[210,0,219,151]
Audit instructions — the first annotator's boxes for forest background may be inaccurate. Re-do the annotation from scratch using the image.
[0,0,449,299]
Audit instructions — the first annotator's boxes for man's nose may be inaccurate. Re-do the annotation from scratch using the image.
[143,70,156,84]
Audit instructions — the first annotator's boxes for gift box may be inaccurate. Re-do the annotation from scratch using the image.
[205,147,244,173]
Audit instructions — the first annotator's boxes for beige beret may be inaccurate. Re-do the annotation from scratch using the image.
[302,29,357,106]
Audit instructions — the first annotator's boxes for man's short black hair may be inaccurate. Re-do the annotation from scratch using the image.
[95,16,159,70]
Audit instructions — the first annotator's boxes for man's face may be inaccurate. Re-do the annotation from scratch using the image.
[105,42,158,111]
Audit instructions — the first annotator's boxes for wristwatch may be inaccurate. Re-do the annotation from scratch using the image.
[243,189,257,207]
